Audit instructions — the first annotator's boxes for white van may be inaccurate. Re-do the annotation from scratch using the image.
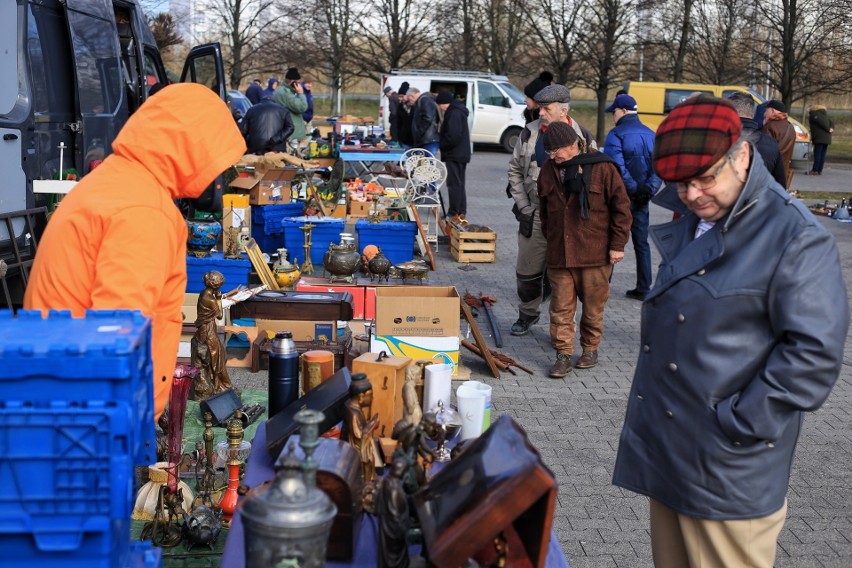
[380,69,527,152]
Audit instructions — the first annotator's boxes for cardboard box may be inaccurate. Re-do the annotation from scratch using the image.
[374,286,460,337]
[251,180,292,206]
[348,199,373,217]
[323,201,347,218]
[256,319,337,343]
[370,335,460,376]
[222,204,250,251]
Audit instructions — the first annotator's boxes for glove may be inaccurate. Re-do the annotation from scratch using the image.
[518,210,535,238]
[633,186,653,206]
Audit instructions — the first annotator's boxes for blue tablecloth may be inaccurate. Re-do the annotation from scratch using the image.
[338,151,405,163]
[220,423,569,567]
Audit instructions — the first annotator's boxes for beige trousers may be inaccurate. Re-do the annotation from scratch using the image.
[650,499,787,568]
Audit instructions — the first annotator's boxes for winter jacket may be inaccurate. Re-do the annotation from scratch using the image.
[439,100,471,163]
[537,152,632,268]
[761,116,795,180]
[397,103,414,147]
[740,117,786,187]
[302,83,314,124]
[613,148,849,520]
[261,78,278,101]
[808,106,833,145]
[274,85,309,140]
[241,99,295,154]
[245,82,262,105]
[602,113,662,200]
[412,93,440,146]
[508,117,596,217]
[23,83,247,421]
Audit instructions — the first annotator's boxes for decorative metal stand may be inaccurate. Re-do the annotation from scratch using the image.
[300,222,316,276]
[217,410,252,528]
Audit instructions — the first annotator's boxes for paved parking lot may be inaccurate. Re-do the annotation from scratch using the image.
[233,150,852,567]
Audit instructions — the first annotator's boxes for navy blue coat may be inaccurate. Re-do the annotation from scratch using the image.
[603,113,662,198]
[613,149,849,520]
[245,82,262,105]
[438,100,471,163]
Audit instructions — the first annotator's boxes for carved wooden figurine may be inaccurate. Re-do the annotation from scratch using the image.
[402,365,423,427]
[340,373,380,483]
[378,459,410,568]
[190,270,235,399]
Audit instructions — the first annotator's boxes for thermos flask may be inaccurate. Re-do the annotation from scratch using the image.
[268,331,299,416]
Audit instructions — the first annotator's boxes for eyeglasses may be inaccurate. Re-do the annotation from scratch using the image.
[546,148,564,157]
[676,155,732,193]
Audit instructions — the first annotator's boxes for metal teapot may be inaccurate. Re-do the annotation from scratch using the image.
[322,238,361,284]
[367,248,392,283]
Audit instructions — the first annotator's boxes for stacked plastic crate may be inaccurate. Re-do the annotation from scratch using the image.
[0,310,159,567]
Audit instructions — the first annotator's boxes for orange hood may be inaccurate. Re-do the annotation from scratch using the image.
[111,83,246,199]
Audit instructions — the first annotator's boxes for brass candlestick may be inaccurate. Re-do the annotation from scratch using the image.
[300,222,315,276]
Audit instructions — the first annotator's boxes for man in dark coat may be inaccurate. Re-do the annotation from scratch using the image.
[408,87,440,156]
[384,85,400,141]
[436,91,471,221]
[240,99,295,154]
[537,122,631,378]
[726,92,786,187]
[245,79,262,104]
[603,93,662,301]
[808,104,834,175]
[396,82,414,149]
[613,95,848,568]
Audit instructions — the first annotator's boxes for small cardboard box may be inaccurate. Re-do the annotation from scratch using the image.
[256,319,337,343]
[374,286,460,337]
[323,201,347,218]
[370,335,460,375]
[250,181,292,206]
[348,199,373,217]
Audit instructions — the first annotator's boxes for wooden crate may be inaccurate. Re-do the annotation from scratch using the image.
[450,227,496,263]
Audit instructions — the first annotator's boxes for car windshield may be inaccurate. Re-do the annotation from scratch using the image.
[228,91,252,115]
[499,82,525,105]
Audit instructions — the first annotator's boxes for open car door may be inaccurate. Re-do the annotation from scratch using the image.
[180,42,228,213]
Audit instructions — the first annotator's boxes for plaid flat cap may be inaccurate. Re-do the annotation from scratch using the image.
[653,95,741,182]
[534,84,571,105]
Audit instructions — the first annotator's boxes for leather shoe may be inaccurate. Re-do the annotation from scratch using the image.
[575,351,598,369]
[625,289,647,301]
[510,315,539,336]
[548,353,572,378]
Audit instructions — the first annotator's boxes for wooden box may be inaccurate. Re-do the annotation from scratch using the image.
[450,226,496,263]
[413,415,557,568]
[281,436,363,561]
[351,351,411,440]
[251,329,353,373]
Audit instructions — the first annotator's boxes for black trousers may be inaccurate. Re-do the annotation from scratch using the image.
[444,160,467,217]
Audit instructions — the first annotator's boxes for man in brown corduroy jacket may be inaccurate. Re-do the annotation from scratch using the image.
[537,121,632,377]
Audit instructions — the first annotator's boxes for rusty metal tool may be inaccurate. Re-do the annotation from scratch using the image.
[479,294,502,348]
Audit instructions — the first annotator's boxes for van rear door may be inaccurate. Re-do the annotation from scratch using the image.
[179,43,228,212]
[472,80,513,145]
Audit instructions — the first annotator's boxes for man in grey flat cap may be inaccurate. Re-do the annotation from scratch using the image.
[507,83,596,337]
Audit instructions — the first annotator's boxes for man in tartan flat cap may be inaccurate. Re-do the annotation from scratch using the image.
[613,95,849,568]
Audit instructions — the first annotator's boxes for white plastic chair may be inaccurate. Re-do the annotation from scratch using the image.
[399,149,446,248]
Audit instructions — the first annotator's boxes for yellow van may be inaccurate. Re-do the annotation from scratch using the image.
[624,81,810,167]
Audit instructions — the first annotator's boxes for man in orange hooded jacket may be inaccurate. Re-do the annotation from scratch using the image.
[24,83,247,421]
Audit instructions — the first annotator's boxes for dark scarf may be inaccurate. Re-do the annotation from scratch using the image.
[555,151,615,220]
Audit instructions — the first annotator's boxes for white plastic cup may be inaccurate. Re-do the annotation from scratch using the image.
[423,363,453,413]
[461,381,492,432]
[456,386,487,440]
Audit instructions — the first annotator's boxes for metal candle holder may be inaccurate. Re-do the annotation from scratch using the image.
[294,409,324,489]
[300,222,315,276]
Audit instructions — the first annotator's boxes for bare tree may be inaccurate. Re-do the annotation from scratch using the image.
[350,0,436,80]
[640,0,695,81]
[199,0,278,90]
[526,0,584,84]
[758,0,852,109]
[299,0,355,112]
[687,0,750,84]
[574,0,635,140]
[476,0,529,74]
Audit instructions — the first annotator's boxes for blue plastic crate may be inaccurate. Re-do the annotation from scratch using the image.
[186,251,251,293]
[355,220,417,265]
[251,202,304,235]
[0,401,135,567]
[250,228,285,255]
[128,541,162,568]
[0,310,156,466]
[282,216,345,266]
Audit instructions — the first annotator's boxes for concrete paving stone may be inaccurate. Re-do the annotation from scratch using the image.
[559,554,617,568]
[776,557,833,568]
[584,540,637,557]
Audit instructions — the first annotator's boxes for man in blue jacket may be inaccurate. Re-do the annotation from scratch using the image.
[436,91,471,222]
[603,94,661,301]
[612,95,848,568]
